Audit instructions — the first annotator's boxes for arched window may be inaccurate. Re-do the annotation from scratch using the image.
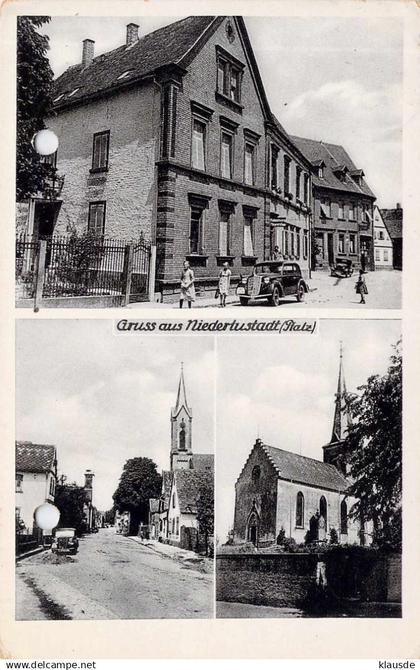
[296,491,304,528]
[319,496,328,526]
[179,427,186,451]
[340,500,348,534]
[251,465,261,485]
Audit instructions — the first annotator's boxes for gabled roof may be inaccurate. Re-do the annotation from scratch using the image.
[149,498,160,513]
[290,135,375,199]
[16,441,57,474]
[161,470,172,509]
[260,443,349,493]
[192,454,214,473]
[173,469,213,514]
[52,16,219,109]
[381,208,403,239]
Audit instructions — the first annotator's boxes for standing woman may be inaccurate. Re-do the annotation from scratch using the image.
[355,270,368,304]
[218,262,231,308]
[180,260,195,309]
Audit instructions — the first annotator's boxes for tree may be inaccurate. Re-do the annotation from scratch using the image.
[16,16,55,201]
[113,457,162,533]
[345,340,402,550]
[196,475,214,556]
[54,483,88,536]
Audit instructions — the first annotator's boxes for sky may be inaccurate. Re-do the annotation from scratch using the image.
[215,319,401,543]
[39,15,402,207]
[15,320,215,511]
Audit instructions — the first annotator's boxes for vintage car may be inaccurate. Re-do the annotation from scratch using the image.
[51,528,79,555]
[330,259,354,278]
[236,261,309,306]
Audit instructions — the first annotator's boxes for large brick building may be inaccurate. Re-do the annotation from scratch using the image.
[291,136,376,271]
[18,16,313,298]
[233,348,371,547]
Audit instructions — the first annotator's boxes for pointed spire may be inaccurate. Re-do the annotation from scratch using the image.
[331,342,352,443]
[173,362,191,417]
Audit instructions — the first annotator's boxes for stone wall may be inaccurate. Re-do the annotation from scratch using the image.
[216,551,402,608]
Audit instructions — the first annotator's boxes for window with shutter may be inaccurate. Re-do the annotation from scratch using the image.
[243,216,254,256]
[92,131,110,171]
[244,143,254,185]
[192,120,205,170]
[221,133,232,179]
[88,202,106,236]
[219,212,230,255]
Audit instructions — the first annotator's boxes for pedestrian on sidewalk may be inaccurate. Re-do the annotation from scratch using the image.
[179,260,195,308]
[355,270,368,304]
[218,262,231,308]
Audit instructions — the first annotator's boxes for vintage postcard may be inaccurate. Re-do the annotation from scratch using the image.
[0,0,419,662]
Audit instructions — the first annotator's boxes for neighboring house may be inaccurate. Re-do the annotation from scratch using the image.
[373,205,393,269]
[15,441,57,534]
[158,365,214,549]
[233,349,372,547]
[291,136,376,271]
[381,205,403,270]
[148,498,160,539]
[17,16,313,299]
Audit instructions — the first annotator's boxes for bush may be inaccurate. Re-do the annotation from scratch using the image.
[276,527,286,545]
[330,528,339,544]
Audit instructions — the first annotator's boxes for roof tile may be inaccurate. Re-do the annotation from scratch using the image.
[16,441,57,474]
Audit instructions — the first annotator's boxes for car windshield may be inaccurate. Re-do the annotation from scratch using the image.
[254,263,283,274]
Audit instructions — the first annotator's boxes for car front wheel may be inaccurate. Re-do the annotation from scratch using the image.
[270,286,281,306]
[296,283,305,302]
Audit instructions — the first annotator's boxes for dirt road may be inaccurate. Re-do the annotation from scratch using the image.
[16,528,214,620]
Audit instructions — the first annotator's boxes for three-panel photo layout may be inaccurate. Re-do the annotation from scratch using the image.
[15,14,402,622]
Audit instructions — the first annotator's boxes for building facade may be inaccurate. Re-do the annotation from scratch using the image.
[17,16,313,299]
[15,441,57,534]
[158,366,214,548]
[233,349,370,547]
[381,205,403,270]
[373,205,393,269]
[291,136,376,272]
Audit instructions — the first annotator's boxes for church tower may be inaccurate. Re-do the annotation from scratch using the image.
[322,343,353,475]
[170,364,193,471]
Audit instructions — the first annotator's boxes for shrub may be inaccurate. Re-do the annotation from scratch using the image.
[329,528,339,544]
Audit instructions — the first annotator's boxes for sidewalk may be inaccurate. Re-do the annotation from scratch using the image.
[129,536,213,573]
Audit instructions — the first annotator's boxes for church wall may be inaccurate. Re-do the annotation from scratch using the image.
[276,479,342,544]
[233,444,278,545]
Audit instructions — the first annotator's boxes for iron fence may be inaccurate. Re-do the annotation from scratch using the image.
[15,233,153,304]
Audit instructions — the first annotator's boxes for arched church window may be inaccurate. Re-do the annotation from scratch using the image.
[340,499,348,534]
[319,496,328,527]
[296,491,304,528]
[179,419,186,451]
[251,465,261,485]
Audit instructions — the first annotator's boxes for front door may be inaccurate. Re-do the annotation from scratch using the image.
[327,233,334,265]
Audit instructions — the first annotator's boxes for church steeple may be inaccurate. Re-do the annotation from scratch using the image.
[323,343,352,475]
[170,364,193,471]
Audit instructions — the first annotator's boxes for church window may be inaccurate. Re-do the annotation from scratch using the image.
[251,465,261,485]
[176,517,179,535]
[179,421,186,451]
[296,491,304,528]
[340,500,348,534]
[319,496,328,527]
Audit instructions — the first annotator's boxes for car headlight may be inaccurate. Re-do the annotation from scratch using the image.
[263,277,270,284]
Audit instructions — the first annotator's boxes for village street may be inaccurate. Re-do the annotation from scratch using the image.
[16,528,214,620]
[127,269,401,310]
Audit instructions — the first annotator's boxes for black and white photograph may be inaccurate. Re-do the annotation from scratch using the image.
[215,320,402,618]
[15,320,215,620]
[15,14,402,309]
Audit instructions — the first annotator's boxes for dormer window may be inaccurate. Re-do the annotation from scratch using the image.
[312,160,326,179]
[117,70,133,80]
[350,168,365,185]
[333,165,348,183]
[319,166,324,179]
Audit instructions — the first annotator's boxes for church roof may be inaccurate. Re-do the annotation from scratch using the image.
[16,441,57,474]
[192,454,214,473]
[52,16,219,110]
[330,345,352,444]
[261,443,349,492]
[174,469,213,514]
[172,364,192,418]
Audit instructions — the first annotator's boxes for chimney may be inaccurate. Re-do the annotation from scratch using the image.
[396,202,401,210]
[82,39,95,67]
[126,23,139,47]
